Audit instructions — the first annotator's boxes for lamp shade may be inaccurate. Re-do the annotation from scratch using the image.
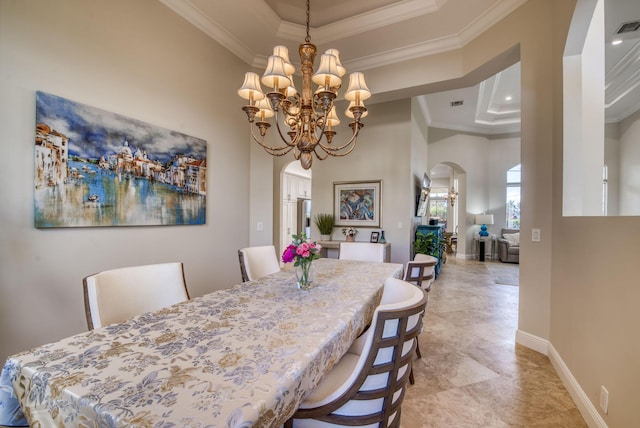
[324,49,346,76]
[475,214,494,225]
[345,100,368,119]
[326,106,340,127]
[237,72,265,102]
[262,55,292,89]
[312,53,342,88]
[272,45,295,75]
[344,72,371,102]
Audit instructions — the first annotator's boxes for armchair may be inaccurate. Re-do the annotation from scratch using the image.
[497,228,520,263]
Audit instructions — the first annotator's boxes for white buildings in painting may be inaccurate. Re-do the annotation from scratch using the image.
[35,124,69,188]
[35,125,206,196]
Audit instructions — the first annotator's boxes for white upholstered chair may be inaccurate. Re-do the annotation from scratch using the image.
[237,245,281,282]
[404,253,438,292]
[286,277,427,428]
[82,262,190,330]
[338,242,386,262]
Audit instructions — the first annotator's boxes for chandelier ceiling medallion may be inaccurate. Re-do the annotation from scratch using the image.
[237,0,371,170]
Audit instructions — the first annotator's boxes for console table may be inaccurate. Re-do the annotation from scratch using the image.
[318,240,391,262]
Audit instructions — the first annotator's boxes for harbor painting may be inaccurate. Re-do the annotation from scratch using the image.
[34,91,207,228]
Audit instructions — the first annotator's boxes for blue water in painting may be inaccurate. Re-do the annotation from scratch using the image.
[34,160,206,228]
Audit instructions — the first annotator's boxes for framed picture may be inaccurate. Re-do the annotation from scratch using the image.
[334,180,381,228]
[370,231,380,243]
[34,91,207,228]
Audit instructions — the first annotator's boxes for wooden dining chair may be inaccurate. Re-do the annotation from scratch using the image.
[285,277,427,428]
[82,262,190,330]
[402,253,437,384]
[338,242,386,262]
[404,253,438,292]
[237,245,281,282]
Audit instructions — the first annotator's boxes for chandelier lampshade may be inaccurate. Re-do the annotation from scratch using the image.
[237,0,370,170]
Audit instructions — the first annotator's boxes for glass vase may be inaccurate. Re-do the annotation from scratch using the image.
[295,260,314,290]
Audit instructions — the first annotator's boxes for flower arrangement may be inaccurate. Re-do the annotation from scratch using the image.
[342,227,358,238]
[282,233,321,289]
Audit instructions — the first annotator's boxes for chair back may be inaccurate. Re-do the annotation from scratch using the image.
[82,262,189,330]
[292,277,427,427]
[338,242,386,262]
[238,245,281,282]
[404,254,437,291]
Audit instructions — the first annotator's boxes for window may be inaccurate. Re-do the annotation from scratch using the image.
[506,164,521,229]
[428,189,448,224]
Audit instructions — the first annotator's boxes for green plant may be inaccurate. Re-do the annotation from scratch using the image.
[314,213,335,235]
[414,232,445,257]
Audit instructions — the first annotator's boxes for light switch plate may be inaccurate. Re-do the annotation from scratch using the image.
[531,228,541,242]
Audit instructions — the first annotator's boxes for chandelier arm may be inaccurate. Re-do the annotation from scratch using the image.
[318,137,360,157]
[311,146,330,161]
[273,109,301,147]
[248,124,295,154]
[317,124,362,153]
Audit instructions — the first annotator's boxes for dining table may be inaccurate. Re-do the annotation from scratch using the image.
[0,258,403,427]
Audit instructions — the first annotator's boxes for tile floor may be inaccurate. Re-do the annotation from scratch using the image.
[401,258,587,427]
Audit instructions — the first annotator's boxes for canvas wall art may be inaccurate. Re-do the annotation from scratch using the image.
[34,91,207,228]
[334,180,381,228]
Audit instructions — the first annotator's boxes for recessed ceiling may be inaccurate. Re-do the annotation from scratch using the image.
[161,0,640,134]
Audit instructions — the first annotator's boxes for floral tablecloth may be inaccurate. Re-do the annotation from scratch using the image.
[0,258,402,427]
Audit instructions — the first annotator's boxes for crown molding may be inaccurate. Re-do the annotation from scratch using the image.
[278,0,443,45]
[161,0,528,72]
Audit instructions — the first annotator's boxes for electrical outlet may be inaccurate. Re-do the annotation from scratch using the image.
[599,385,609,414]
[257,222,263,231]
[531,228,541,242]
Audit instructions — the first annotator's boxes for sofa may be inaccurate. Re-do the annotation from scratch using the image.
[497,228,520,263]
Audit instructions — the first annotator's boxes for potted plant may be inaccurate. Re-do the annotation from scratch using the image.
[314,213,335,241]
[414,232,445,258]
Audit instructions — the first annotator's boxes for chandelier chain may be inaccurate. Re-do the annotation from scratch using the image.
[305,0,311,43]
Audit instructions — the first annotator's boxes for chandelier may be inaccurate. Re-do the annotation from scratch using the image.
[447,186,458,207]
[446,170,458,206]
[237,0,371,170]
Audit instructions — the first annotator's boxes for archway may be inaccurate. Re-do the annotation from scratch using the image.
[279,161,312,255]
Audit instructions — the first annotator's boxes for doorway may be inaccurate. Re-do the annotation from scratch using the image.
[279,161,312,255]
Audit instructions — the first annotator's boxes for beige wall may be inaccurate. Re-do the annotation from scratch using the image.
[0,0,252,360]
[300,99,414,264]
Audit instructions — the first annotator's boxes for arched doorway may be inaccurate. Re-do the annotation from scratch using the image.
[279,161,312,255]
[429,162,465,257]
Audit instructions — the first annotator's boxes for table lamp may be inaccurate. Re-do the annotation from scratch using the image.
[475,214,494,237]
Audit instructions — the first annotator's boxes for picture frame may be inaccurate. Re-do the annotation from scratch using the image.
[334,180,381,228]
[34,91,207,228]
[370,231,380,243]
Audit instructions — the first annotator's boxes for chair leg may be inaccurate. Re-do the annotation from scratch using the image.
[416,338,422,359]
[409,367,415,385]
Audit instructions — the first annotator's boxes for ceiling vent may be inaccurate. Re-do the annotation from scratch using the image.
[616,20,640,34]
[450,100,464,107]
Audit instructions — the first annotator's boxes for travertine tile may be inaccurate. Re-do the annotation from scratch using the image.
[401,259,586,427]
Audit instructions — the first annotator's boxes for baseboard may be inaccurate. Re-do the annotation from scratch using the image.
[548,343,608,428]
[515,329,548,354]
[516,330,608,428]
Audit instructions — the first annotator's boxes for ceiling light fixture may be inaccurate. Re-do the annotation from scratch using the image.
[505,95,512,101]
[611,39,623,46]
[237,0,371,170]
[446,170,458,207]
